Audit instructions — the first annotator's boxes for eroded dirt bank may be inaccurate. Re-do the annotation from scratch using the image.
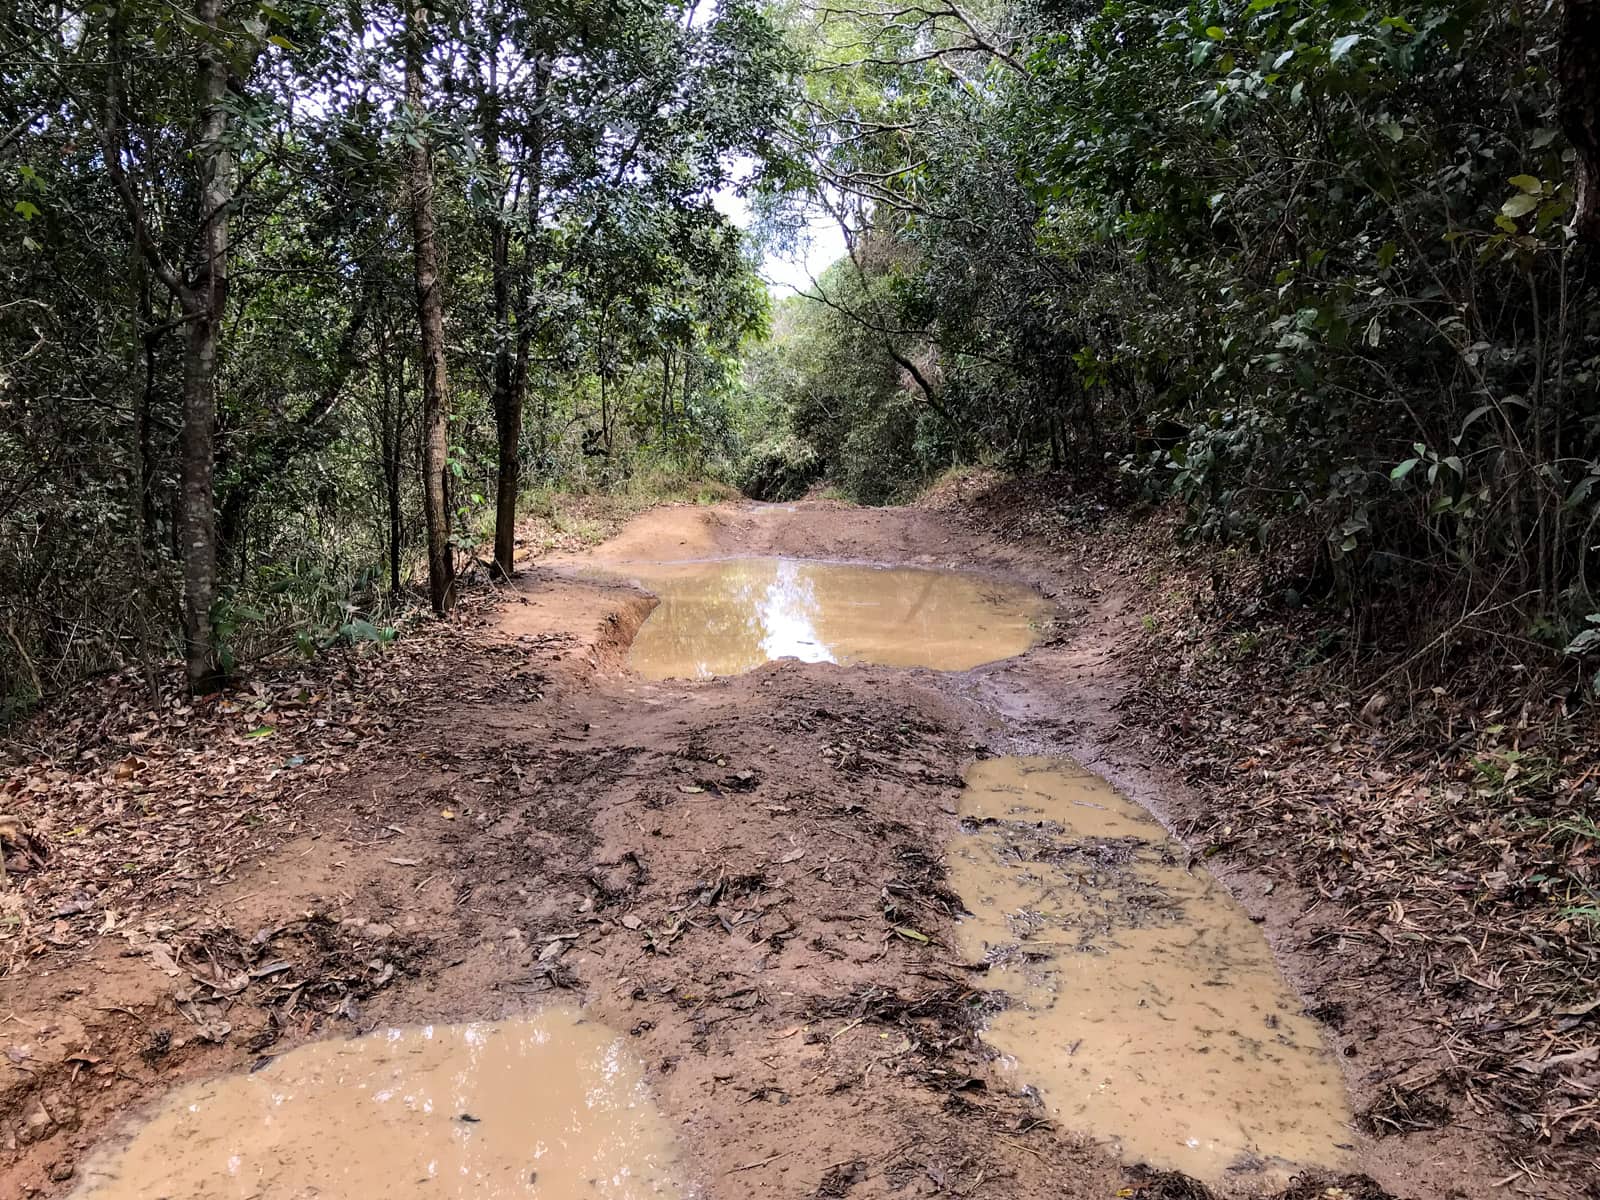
[0,501,1566,1199]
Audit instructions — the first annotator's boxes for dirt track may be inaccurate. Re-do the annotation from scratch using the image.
[0,502,1534,1198]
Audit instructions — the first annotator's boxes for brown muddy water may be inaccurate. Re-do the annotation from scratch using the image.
[70,1008,679,1200]
[607,557,1043,679]
[949,756,1354,1184]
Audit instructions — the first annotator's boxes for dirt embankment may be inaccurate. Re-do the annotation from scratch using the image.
[0,496,1587,1199]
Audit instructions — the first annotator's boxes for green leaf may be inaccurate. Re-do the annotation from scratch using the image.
[1538,197,1571,227]
[1391,457,1420,482]
[892,926,930,943]
[1205,25,1226,40]
[1500,193,1538,219]
[12,199,39,221]
[245,725,276,739]
[1458,404,1492,437]
[1508,174,1542,195]
[1565,628,1600,656]
[268,34,297,50]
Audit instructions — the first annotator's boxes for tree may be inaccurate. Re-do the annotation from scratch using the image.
[99,0,257,690]
[462,0,793,577]
[406,0,455,616]
[0,0,783,710]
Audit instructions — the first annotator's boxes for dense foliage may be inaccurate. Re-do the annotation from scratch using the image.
[0,0,788,707]
[5,0,1599,709]
[755,0,1600,665]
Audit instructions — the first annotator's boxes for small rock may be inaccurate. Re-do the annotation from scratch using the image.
[21,1100,53,1140]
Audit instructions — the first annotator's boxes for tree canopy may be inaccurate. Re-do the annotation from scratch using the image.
[748,0,1600,670]
[3,0,1599,708]
[1,0,790,703]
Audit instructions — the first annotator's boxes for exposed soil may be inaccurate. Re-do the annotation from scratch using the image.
[0,499,1584,1199]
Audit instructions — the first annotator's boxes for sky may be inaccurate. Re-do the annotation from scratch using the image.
[712,184,847,297]
[758,213,848,295]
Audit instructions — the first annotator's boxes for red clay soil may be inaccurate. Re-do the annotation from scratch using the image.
[0,500,1577,1199]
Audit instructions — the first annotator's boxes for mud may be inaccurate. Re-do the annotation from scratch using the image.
[603,557,1042,678]
[1,501,1524,1200]
[948,757,1352,1185]
[71,1008,676,1200]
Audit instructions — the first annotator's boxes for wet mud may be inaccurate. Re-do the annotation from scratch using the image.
[948,757,1353,1185]
[71,1008,676,1200]
[4,502,1510,1200]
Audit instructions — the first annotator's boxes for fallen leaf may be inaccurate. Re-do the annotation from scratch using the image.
[147,943,181,977]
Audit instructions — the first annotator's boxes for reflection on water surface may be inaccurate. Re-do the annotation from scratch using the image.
[610,557,1041,679]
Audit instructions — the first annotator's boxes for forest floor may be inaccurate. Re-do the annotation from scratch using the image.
[1,489,1595,1199]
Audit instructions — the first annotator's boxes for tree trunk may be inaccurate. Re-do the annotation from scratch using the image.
[1561,0,1600,243]
[492,356,521,580]
[407,0,454,615]
[480,39,520,581]
[126,254,162,705]
[376,326,406,601]
[389,354,406,601]
[178,0,230,691]
[660,351,672,440]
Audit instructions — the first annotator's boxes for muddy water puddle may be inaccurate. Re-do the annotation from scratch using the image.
[950,757,1352,1183]
[72,1007,679,1200]
[600,557,1042,679]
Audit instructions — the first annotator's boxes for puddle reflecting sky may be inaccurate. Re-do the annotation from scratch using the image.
[950,757,1354,1183]
[610,557,1042,679]
[72,1009,679,1200]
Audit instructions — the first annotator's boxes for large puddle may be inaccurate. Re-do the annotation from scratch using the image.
[71,1008,679,1199]
[949,757,1353,1182]
[610,557,1042,679]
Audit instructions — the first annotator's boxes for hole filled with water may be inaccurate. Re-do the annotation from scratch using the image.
[949,756,1353,1183]
[608,557,1043,679]
[71,1008,680,1200]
